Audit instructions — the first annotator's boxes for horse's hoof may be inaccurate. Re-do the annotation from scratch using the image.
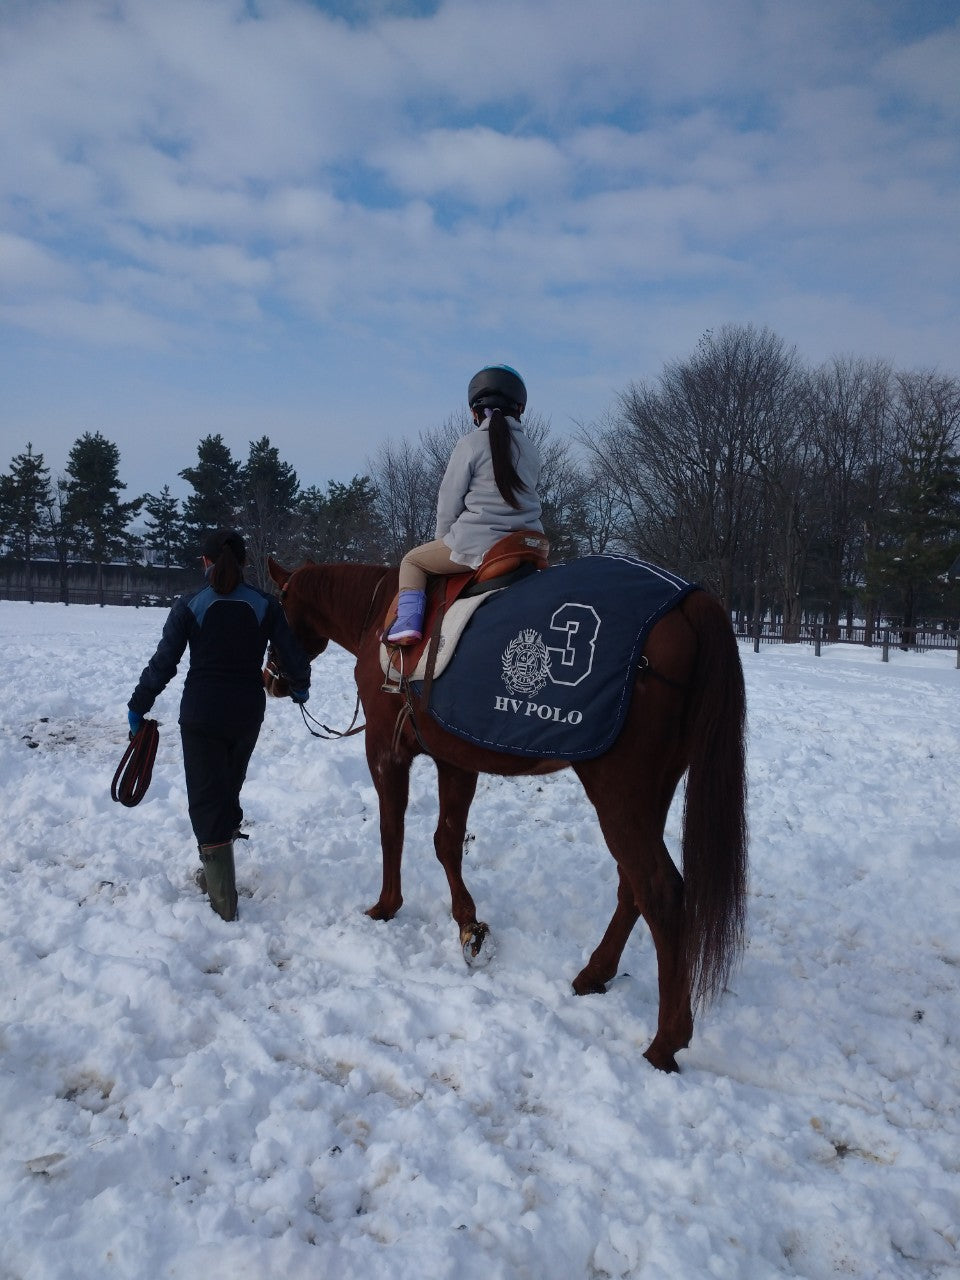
[366,900,400,921]
[572,970,609,996]
[643,1045,681,1074]
[460,922,493,967]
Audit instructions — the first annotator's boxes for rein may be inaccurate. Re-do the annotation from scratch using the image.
[297,695,364,740]
[110,719,159,806]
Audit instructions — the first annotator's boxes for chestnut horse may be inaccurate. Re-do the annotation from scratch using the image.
[266,559,747,1073]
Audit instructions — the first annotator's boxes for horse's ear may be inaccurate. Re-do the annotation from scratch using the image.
[267,556,292,587]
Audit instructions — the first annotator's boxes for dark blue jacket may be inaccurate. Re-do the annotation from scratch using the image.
[129,578,311,730]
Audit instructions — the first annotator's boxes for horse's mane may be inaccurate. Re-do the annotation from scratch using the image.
[295,560,391,597]
[292,561,398,645]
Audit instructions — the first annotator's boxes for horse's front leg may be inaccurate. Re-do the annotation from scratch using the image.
[434,762,490,966]
[365,748,410,921]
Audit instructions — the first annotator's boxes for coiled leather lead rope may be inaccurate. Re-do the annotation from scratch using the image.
[110,719,160,807]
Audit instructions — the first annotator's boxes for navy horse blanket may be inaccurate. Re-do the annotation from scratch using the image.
[415,555,697,760]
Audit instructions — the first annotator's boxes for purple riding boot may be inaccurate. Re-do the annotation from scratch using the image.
[386,589,426,644]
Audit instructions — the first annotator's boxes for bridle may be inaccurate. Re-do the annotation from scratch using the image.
[269,569,389,741]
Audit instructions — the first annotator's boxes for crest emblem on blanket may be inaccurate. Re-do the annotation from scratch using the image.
[501,628,551,696]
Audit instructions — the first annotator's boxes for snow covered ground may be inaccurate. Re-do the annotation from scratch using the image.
[0,600,958,1280]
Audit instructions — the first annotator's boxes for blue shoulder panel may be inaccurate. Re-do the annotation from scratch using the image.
[233,583,270,623]
[188,583,269,627]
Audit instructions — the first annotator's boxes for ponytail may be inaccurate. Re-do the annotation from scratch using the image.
[209,543,243,595]
[201,528,246,595]
[486,408,526,509]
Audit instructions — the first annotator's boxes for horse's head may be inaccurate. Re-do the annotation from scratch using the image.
[264,556,330,698]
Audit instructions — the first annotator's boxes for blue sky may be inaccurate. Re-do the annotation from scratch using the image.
[1,0,959,498]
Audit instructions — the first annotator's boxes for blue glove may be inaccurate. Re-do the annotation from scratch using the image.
[289,688,309,705]
[128,709,143,737]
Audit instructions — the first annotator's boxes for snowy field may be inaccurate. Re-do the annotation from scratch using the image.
[0,599,958,1280]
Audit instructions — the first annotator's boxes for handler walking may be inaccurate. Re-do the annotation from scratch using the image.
[127,528,310,920]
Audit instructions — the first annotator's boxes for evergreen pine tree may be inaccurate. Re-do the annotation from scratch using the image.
[5,444,53,585]
[179,435,241,554]
[867,423,960,639]
[0,473,15,554]
[298,476,384,563]
[61,432,141,602]
[239,437,300,588]
[143,484,185,598]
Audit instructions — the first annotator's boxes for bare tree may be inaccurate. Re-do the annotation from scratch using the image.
[745,364,820,639]
[368,438,437,565]
[585,326,803,608]
[806,357,894,636]
[579,399,687,568]
[567,452,623,555]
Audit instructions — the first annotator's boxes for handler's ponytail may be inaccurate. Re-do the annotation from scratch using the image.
[201,528,246,595]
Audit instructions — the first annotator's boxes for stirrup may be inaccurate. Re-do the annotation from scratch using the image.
[381,646,407,693]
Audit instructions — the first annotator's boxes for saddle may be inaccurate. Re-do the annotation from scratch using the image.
[381,532,550,681]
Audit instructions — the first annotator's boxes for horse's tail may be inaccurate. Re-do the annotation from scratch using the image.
[680,589,748,1006]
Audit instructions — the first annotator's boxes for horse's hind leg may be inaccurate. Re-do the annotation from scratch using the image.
[572,866,640,995]
[633,836,693,1072]
[433,762,489,964]
[614,833,692,1072]
[574,765,692,1073]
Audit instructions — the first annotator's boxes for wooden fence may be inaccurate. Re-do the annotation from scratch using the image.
[3,580,959,668]
[0,584,173,608]
[0,559,195,608]
[732,619,960,665]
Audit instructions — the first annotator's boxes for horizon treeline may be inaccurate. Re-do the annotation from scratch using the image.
[2,324,959,634]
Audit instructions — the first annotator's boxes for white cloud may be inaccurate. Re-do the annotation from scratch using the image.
[0,294,176,348]
[878,20,960,116]
[1,0,959,494]
[0,232,73,292]
[370,126,567,204]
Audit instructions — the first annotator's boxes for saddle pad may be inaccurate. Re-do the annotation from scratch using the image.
[379,591,499,686]
[416,555,697,760]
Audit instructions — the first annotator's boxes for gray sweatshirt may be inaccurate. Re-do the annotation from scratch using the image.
[435,418,544,568]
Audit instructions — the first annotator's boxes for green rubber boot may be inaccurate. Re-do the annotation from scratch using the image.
[198,840,238,921]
